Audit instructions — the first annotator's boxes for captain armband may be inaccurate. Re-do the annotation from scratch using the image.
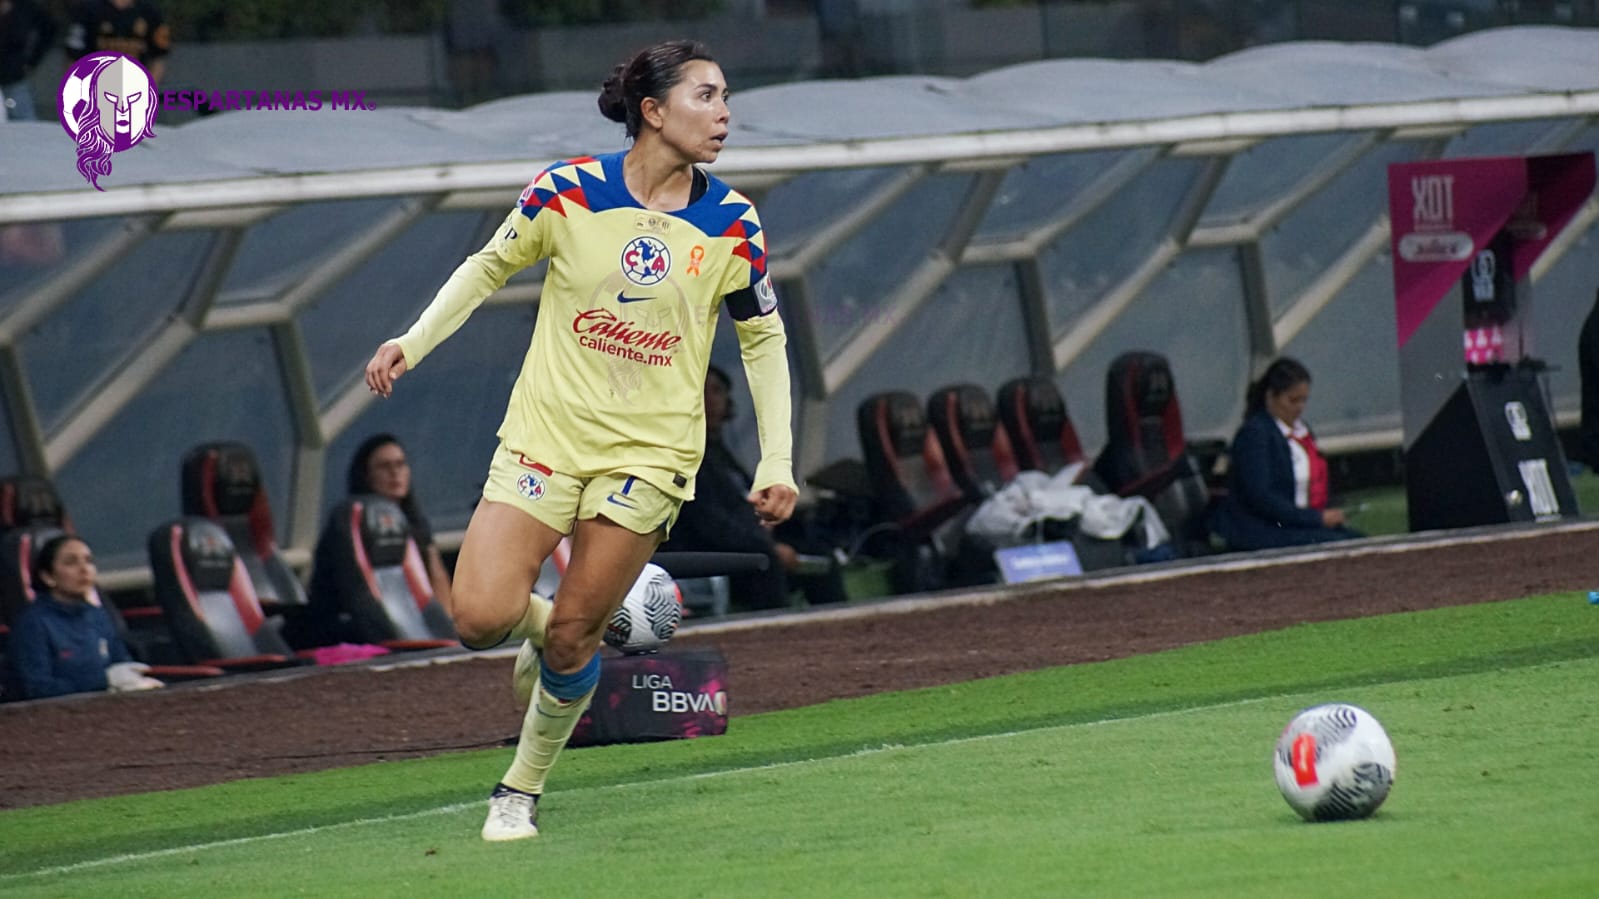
[724,275,778,321]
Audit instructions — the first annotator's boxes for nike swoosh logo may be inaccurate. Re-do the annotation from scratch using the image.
[616,292,653,304]
[606,495,639,509]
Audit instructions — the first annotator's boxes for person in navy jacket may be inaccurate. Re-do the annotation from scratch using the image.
[1209,357,1362,551]
[6,534,157,699]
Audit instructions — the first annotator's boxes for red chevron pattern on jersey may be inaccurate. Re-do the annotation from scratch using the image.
[519,156,601,219]
[723,213,767,276]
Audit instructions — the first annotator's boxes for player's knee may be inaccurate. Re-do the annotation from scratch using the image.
[450,594,514,649]
[542,616,603,672]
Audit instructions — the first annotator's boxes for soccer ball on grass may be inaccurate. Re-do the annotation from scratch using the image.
[1273,703,1396,822]
[603,562,682,655]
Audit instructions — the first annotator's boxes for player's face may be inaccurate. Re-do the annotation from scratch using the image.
[366,443,412,500]
[656,60,730,164]
[1266,381,1310,426]
[43,539,97,601]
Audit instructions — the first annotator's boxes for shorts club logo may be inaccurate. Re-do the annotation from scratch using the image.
[516,472,546,501]
[621,236,670,286]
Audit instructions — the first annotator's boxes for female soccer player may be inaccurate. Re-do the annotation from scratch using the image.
[364,40,796,842]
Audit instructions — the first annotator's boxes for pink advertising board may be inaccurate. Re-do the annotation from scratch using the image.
[1388,154,1595,348]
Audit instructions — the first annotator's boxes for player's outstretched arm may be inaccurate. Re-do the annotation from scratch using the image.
[365,341,409,398]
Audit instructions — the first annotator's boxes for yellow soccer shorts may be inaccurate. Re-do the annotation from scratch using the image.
[482,443,680,538]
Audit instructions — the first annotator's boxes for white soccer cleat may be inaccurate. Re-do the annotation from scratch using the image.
[512,638,539,706]
[481,783,540,842]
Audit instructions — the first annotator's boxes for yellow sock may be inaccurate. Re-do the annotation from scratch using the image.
[502,682,595,796]
[508,592,554,649]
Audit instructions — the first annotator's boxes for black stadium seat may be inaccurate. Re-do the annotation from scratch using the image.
[0,475,69,531]
[181,441,309,614]
[927,384,1019,501]
[306,496,456,650]
[996,376,1090,480]
[0,524,67,633]
[857,391,971,536]
[857,391,979,592]
[147,517,305,671]
[1092,351,1213,555]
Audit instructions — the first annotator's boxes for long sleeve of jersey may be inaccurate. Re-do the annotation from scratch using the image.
[737,309,796,493]
[392,245,519,369]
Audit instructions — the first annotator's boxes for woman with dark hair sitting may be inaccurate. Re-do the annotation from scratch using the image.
[303,433,456,647]
[343,433,453,609]
[7,535,161,699]
[1209,358,1363,551]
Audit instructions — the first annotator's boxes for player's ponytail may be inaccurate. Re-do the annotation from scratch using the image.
[596,40,716,139]
[597,65,630,126]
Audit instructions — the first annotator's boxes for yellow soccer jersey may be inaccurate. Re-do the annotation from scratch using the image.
[393,150,792,500]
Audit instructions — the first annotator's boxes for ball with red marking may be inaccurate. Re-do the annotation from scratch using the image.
[1272,703,1396,822]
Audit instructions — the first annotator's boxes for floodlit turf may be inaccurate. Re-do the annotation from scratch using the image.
[2,592,1596,897]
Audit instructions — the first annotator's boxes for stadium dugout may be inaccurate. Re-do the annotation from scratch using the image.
[0,26,1595,593]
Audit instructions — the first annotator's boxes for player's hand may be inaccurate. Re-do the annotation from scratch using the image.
[365,342,408,398]
[1321,508,1346,528]
[748,484,797,528]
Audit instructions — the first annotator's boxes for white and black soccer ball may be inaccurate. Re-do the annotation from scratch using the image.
[1273,703,1396,822]
[604,563,682,655]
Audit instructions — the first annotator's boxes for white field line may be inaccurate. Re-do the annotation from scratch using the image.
[0,694,1276,881]
[8,652,1590,881]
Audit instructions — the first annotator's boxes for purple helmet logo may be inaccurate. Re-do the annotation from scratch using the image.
[58,52,158,191]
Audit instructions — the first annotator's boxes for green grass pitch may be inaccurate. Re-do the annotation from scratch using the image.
[2,592,1596,897]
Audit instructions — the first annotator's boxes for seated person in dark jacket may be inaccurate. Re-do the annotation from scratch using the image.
[662,365,845,611]
[305,432,456,644]
[1209,357,1362,551]
[7,535,160,699]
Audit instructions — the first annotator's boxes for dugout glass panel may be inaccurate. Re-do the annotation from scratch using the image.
[1443,119,1577,160]
[1260,138,1434,316]
[822,263,1029,466]
[1199,132,1357,230]
[756,166,905,258]
[1036,157,1210,342]
[217,198,403,303]
[971,148,1153,245]
[1056,247,1249,450]
[1526,212,1599,417]
[320,305,537,539]
[1278,254,1403,441]
[53,329,296,570]
[0,217,135,320]
[23,230,216,434]
[300,211,487,405]
[807,171,977,358]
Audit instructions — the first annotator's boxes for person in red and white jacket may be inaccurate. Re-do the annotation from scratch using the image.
[1209,357,1362,552]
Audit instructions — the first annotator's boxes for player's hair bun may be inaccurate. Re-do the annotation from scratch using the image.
[597,65,629,124]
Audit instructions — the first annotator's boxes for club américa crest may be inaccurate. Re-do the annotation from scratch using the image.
[517,472,546,501]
